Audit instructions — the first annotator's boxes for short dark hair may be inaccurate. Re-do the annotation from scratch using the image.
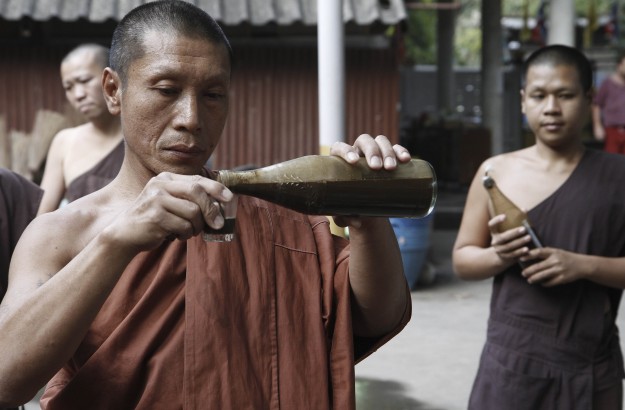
[109,0,233,85]
[63,43,109,69]
[522,44,593,93]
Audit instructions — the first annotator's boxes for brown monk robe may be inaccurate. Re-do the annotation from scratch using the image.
[64,140,124,203]
[0,168,43,301]
[469,149,625,409]
[41,196,411,409]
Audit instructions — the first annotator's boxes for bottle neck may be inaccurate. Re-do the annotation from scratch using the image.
[216,169,255,189]
[216,170,231,187]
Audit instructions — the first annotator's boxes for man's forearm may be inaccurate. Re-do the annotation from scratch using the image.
[347,218,409,338]
[0,232,135,406]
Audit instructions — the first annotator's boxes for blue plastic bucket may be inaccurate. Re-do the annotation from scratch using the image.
[390,214,433,289]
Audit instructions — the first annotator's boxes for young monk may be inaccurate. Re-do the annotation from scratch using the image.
[454,44,625,409]
[38,43,123,214]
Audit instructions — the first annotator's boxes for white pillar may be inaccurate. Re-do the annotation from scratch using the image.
[548,0,575,46]
[317,0,345,155]
[482,0,504,154]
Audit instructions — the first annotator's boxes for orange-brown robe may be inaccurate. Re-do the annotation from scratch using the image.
[41,196,411,409]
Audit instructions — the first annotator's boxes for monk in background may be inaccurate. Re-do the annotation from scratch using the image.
[37,43,123,214]
[454,45,625,409]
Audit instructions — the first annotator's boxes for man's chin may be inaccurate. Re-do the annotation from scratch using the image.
[162,163,206,176]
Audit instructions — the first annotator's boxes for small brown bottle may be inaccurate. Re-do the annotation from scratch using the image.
[482,171,542,248]
[216,155,437,218]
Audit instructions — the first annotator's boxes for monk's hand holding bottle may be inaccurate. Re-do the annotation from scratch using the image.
[488,214,533,265]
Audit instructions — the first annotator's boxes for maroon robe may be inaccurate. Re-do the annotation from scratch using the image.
[0,168,43,301]
[65,141,124,202]
[469,149,625,409]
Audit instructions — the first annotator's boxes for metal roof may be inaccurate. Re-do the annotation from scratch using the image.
[0,0,407,25]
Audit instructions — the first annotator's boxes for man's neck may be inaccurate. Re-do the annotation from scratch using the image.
[90,115,122,138]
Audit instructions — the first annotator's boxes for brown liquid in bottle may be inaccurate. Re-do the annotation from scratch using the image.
[217,155,437,218]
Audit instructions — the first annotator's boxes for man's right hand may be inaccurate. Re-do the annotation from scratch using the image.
[104,172,233,252]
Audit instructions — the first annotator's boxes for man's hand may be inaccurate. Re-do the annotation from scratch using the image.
[520,248,585,286]
[329,133,411,170]
[104,172,232,252]
[330,134,411,228]
[488,214,533,263]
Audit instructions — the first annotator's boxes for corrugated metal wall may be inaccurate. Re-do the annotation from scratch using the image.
[0,45,70,135]
[0,44,400,171]
[214,45,320,169]
[199,44,400,170]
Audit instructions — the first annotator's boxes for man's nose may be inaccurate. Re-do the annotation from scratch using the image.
[544,95,561,113]
[72,84,87,100]
[173,94,200,132]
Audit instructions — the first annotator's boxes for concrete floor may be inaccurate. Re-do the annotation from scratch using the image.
[355,260,489,410]
[352,193,485,409]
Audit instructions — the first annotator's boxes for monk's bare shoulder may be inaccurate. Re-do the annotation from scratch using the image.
[3,187,125,300]
[482,147,536,177]
[23,200,98,263]
[50,124,90,149]
[57,123,94,139]
[16,189,119,269]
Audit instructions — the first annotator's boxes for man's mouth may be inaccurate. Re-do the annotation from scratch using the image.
[542,122,564,131]
[167,144,203,154]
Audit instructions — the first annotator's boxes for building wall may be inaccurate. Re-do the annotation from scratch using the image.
[0,46,70,135]
[0,43,400,171]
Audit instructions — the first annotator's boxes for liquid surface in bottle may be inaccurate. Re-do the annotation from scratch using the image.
[229,177,435,217]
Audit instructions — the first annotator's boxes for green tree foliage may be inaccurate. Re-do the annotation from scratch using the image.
[455,0,481,66]
[503,0,613,17]
[403,2,437,65]
[403,0,618,67]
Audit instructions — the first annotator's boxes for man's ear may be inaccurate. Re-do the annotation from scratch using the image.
[102,68,121,115]
[520,89,526,114]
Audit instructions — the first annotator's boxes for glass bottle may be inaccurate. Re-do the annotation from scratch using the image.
[482,172,542,248]
[216,155,436,218]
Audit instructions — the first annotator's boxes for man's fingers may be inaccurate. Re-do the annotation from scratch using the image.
[393,144,412,163]
[204,201,225,229]
[354,134,387,170]
[329,141,361,163]
[153,172,233,202]
[329,134,406,170]
[139,173,235,238]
